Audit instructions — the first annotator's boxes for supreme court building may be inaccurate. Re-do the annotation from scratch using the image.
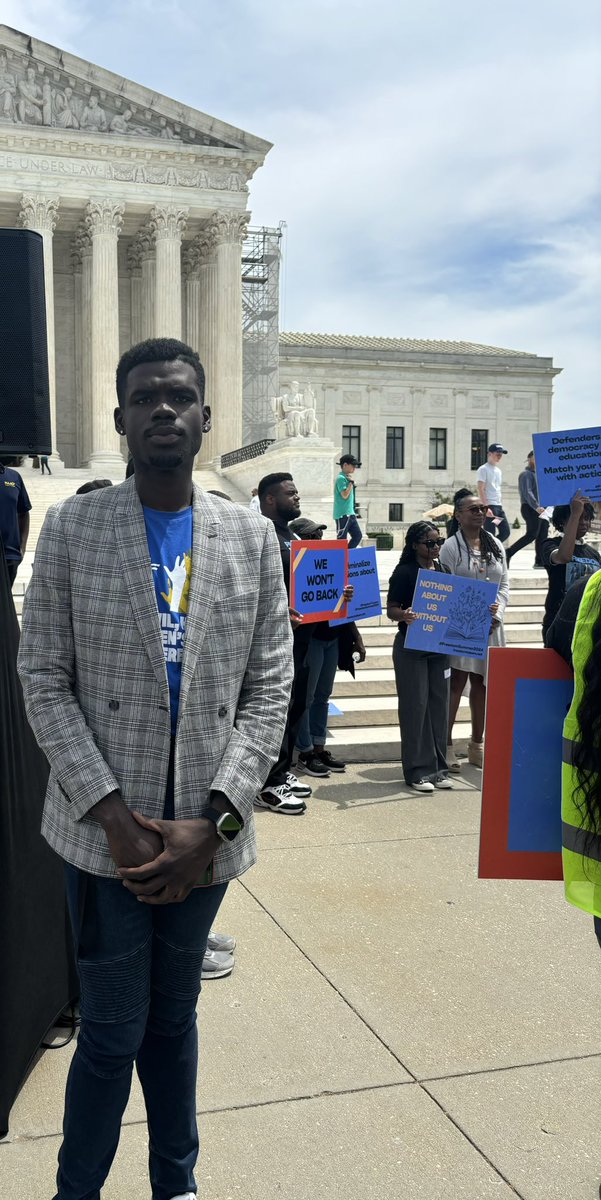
[0,24,269,471]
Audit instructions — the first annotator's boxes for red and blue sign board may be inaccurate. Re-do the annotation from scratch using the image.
[290,540,348,624]
[479,648,573,880]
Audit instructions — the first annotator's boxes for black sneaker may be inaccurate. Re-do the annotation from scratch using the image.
[298,752,330,778]
[314,748,346,773]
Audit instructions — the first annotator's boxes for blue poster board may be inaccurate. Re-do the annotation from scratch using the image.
[479,648,573,880]
[404,568,498,659]
[533,426,601,507]
[329,546,382,626]
[506,678,573,852]
[290,540,348,623]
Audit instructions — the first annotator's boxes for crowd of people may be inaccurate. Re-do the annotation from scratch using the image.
[3,346,601,1198]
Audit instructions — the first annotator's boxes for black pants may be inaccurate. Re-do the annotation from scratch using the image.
[484,504,510,543]
[506,504,547,563]
[7,561,18,585]
[264,635,312,788]
[393,637,449,785]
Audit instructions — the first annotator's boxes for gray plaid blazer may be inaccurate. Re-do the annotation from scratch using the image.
[17,479,293,880]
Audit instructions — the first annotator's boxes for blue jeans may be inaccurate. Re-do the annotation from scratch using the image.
[56,866,227,1200]
[296,634,339,752]
[336,514,362,549]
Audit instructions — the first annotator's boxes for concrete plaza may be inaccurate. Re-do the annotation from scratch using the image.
[1,760,600,1199]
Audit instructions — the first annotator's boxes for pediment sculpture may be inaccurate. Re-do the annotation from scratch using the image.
[0,48,233,146]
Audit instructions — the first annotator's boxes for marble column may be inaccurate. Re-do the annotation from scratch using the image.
[194,231,217,466]
[73,223,94,466]
[150,205,188,338]
[204,211,249,461]
[85,199,124,472]
[127,240,143,346]
[138,228,155,341]
[70,238,83,465]
[182,241,202,352]
[18,193,62,465]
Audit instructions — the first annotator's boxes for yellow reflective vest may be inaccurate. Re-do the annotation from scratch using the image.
[562,568,601,917]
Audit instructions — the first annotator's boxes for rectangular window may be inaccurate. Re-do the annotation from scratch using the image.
[471,428,489,472]
[386,426,405,469]
[429,427,447,470]
[389,503,404,522]
[341,425,361,462]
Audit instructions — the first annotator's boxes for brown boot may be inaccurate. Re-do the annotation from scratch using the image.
[468,740,483,768]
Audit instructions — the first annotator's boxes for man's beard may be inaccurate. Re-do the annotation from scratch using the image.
[147,448,186,470]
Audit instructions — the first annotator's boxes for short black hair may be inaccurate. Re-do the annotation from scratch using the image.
[258,471,293,500]
[76,479,113,495]
[115,338,205,407]
[552,502,594,531]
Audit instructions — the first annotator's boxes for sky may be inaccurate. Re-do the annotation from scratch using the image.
[3,0,601,427]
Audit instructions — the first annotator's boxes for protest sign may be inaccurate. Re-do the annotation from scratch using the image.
[404,569,498,659]
[290,540,348,624]
[479,648,572,880]
[329,546,382,626]
[533,426,601,507]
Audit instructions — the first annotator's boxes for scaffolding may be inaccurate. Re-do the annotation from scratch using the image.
[242,225,282,445]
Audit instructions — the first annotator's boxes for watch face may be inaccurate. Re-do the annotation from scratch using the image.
[217,812,242,841]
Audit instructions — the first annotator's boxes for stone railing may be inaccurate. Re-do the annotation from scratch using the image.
[220,439,275,469]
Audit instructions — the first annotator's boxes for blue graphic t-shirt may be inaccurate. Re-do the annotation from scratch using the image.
[143,505,193,733]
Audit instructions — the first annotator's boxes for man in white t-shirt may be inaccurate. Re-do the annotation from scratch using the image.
[476,442,510,542]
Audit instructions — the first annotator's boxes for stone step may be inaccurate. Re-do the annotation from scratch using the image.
[322,720,474,764]
[328,694,478,729]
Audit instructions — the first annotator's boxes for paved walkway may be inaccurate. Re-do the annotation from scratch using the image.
[2,762,600,1199]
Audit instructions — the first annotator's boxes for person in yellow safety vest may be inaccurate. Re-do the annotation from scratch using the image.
[562,567,601,936]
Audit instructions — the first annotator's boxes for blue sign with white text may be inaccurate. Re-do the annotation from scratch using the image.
[404,568,498,659]
[329,546,382,626]
[533,426,601,507]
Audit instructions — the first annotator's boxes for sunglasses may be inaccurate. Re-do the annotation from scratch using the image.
[421,538,445,549]
[465,505,488,514]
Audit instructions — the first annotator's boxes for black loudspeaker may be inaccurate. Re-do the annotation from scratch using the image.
[0,228,51,456]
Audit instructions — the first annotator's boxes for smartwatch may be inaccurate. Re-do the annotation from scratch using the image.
[203,806,242,843]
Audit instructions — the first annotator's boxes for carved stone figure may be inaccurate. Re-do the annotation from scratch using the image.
[42,80,53,126]
[54,86,79,129]
[80,94,107,132]
[109,108,132,134]
[0,53,17,122]
[159,120,178,140]
[17,68,43,125]
[273,381,318,438]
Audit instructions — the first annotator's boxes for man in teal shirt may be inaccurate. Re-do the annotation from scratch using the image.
[334,454,362,547]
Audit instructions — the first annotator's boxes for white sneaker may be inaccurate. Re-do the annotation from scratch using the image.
[170,1193,196,1199]
[434,777,453,790]
[410,779,435,793]
[255,784,306,814]
[201,949,234,979]
[207,930,236,954]
[286,771,312,798]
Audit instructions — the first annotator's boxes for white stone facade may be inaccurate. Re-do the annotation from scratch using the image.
[0,25,269,470]
[278,334,560,530]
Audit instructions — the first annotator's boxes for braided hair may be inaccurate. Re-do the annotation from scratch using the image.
[454,495,503,566]
[398,521,439,564]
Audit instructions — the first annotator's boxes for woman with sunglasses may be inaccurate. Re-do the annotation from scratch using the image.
[387,521,452,793]
[439,493,509,769]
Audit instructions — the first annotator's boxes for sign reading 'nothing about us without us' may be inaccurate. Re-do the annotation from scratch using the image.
[404,569,499,660]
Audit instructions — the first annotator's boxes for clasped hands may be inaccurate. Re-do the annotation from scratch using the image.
[92,792,219,905]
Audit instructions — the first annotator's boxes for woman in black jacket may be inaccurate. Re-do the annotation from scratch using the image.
[387,521,452,794]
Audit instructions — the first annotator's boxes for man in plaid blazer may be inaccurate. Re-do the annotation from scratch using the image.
[18,338,293,1200]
